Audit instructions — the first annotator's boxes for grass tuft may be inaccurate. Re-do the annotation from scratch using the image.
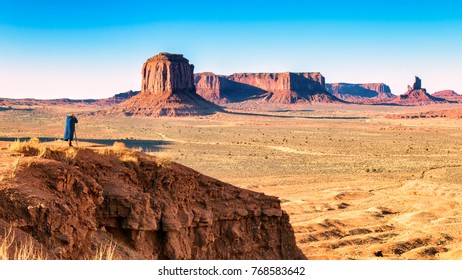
[0,226,46,260]
[92,240,118,260]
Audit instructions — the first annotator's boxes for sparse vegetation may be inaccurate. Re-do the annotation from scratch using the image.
[0,227,46,260]
[8,138,78,164]
[97,141,140,166]
[92,241,118,260]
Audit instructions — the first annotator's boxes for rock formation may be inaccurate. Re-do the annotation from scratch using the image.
[194,73,266,104]
[195,72,342,104]
[410,76,422,91]
[389,76,450,106]
[0,144,305,260]
[432,90,462,103]
[118,53,221,116]
[326,83,395,103]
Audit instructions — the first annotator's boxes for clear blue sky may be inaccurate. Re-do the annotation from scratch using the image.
[1,0,461,99]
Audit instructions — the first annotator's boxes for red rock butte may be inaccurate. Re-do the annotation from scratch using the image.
[118,53,221,117]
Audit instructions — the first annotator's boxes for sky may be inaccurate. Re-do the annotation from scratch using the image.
[1,0,461,99]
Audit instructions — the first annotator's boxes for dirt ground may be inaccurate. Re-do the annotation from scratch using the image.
[1,103,462,259]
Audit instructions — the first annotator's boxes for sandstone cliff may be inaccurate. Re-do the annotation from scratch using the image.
[326,83,394,103]
[195,72,341,104]
[0,143,305,260]
[195,72,267,104]
[119,53,221,116]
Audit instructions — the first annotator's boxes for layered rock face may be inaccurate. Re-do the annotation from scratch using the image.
[119,53,221,116]
[194,72,267,104]
[227,72,325,93]
[389,76,449,106]
[432,90,462,103]
[141,53,195,94]
[0,146,305,260]
[195,72,340,104]
[326,83,394,103]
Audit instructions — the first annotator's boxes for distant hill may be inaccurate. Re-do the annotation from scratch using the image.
[432,90,462,103]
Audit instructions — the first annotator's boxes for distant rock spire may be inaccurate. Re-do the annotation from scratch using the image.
[412,76,422,90]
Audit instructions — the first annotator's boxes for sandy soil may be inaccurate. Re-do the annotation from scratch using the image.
[1,103,462,259]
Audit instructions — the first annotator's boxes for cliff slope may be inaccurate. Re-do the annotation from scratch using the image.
[195,72,342,104]
[0,141,304,260]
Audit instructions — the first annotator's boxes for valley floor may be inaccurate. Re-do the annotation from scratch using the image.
[1,103,462,259]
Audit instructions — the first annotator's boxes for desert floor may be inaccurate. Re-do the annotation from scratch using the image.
[1,103,462,259]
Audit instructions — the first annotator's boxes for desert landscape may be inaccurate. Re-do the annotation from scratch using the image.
[1,52,462,260]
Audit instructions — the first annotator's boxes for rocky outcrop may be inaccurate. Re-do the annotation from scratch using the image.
[326,83,395,103]
[0,145,305,260]
[118,53,221,116]
[195,72,341,104]
[389,77,450,106]
[432,90,462,103]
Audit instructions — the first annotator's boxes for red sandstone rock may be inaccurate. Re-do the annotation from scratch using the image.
[388,77,451,106]
[432,90,462,103]
[0,147,305,260]
[118,53,221,116]
[195,72,341,104]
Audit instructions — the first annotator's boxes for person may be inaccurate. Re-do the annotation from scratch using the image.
[63,114,78,147]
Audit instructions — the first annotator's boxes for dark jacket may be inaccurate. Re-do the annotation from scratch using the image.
[63,115,78,141]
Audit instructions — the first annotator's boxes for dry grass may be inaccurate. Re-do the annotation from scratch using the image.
[92,241,118,260]
[8,138,79,164]
[97,141,139,165]
[156,156,172,169]
[0,227,46,260]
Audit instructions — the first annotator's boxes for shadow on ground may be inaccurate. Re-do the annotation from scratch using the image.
[224,110,368,120]
[0,137,171,152]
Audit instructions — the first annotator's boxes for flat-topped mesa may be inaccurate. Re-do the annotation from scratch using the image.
[227,72,326,93]
[194,71,336,104]
[326,82,395,103]
[142,52,195,94]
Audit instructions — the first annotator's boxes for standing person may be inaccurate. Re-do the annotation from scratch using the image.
[63,114,78,147]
